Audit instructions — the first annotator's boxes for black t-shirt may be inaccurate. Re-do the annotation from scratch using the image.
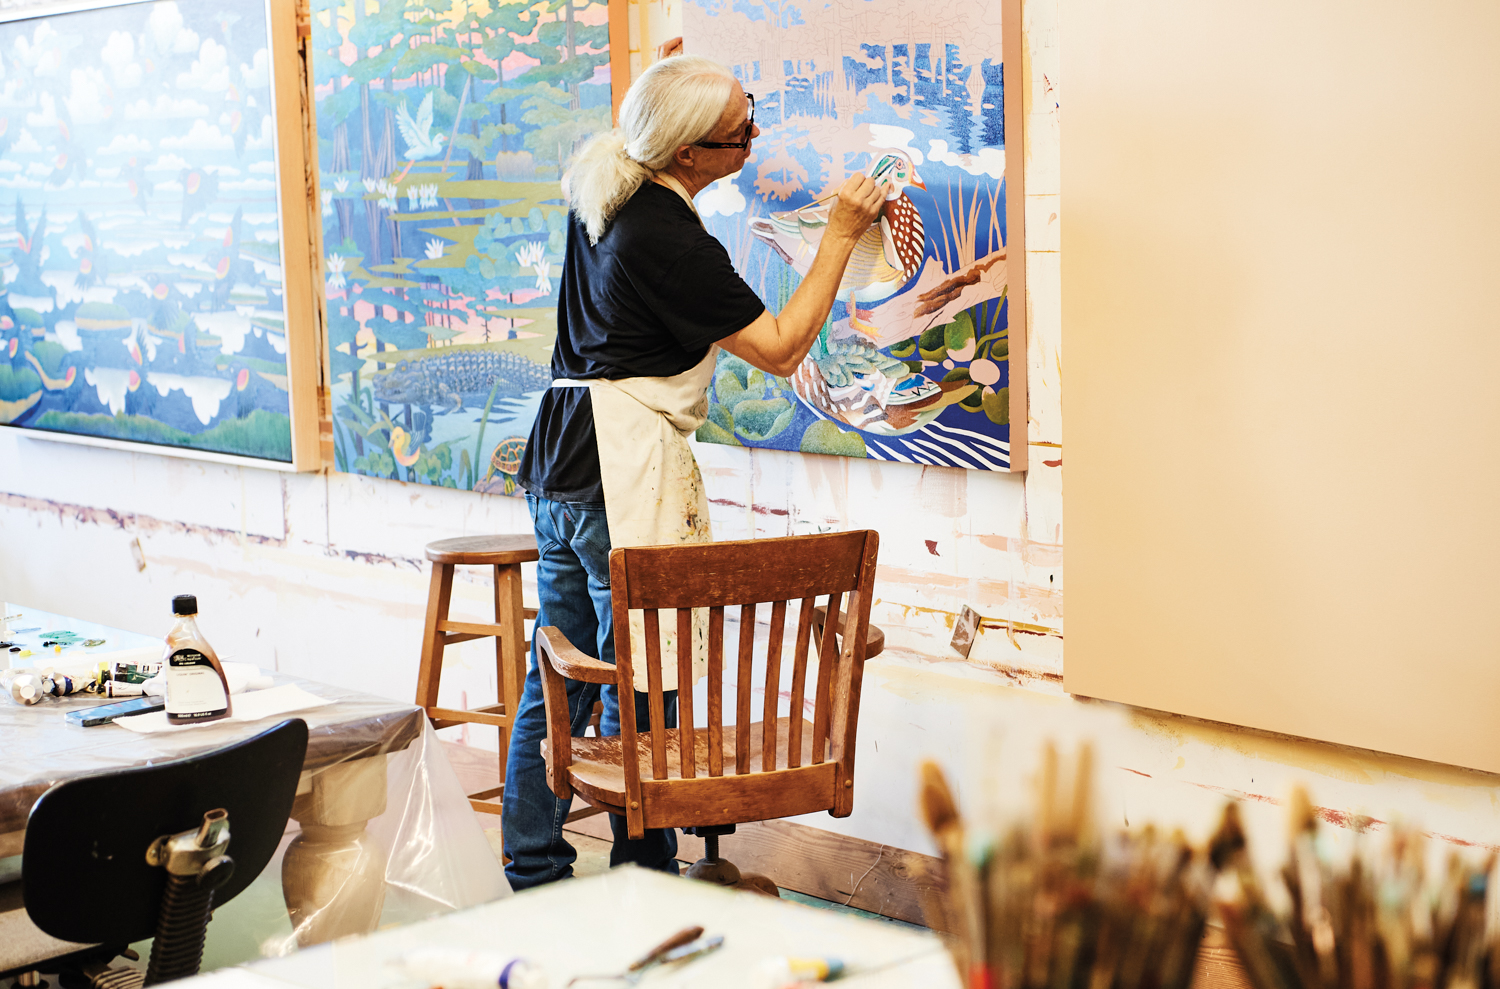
[517,181,766,503]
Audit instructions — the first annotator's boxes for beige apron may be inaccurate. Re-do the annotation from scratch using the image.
[550,174,716,693]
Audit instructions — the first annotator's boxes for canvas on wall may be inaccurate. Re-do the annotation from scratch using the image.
[312,0,613,494]
[685,0,1021,470]
[0,0,319,468]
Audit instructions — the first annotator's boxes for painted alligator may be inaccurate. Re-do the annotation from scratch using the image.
[373,349,550,410]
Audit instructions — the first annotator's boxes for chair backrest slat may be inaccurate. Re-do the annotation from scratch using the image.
[707,606,725,777]
[643,608,668,780]
[676,607,696,779]
[761,599,788,771]
[786,595,816,769]
[810,592,843,765]
[735,603,756,774]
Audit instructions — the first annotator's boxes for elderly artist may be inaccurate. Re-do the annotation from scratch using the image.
[501,53,885,889]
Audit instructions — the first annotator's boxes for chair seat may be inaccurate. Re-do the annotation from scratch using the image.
[0,880,96,975]
[543,717,826,810]
[425,534,538,565]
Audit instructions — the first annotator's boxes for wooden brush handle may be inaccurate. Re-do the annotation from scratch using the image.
[628,926,704,971]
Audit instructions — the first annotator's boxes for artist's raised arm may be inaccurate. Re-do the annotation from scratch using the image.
[719,174,885,377]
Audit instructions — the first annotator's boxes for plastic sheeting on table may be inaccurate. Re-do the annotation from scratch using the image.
[1,604,510,970]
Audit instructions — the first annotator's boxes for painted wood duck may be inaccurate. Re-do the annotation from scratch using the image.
[749,153,927,334]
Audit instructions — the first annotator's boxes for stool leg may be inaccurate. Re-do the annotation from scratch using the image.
[494,562,527,786]
[416,563,455,713]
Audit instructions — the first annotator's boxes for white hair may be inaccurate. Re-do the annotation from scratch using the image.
[567,55,737,244]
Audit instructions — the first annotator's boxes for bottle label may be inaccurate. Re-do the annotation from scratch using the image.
[165,648,228,718]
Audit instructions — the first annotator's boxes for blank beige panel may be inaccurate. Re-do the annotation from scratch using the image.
[1062,0,1500,772]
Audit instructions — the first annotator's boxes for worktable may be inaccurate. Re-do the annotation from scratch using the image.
[170,867,961,988]
[0,604,508,975]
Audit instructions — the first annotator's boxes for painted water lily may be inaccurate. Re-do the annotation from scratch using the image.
[424,239,444,260]
[515,240,551,295]
[326,253,346,292]
[321,190,333,217]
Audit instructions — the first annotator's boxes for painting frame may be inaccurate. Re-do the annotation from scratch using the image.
[0,0,324,472]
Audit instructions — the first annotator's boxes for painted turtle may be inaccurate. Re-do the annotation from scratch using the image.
[490,437,527,477]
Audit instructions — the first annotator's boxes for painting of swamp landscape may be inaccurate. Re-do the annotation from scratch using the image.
[312,0,611,492]
[0,0,299,462]
[686,0,1015,470]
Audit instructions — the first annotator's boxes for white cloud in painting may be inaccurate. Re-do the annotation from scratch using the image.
[65,68,112,125]
[927,140,1004,180]
[86,367,132,415]
[222,177,275,192]
[868,125,925,165]
[99,133,152,155]
[0,160,20,173]
[124,95,208,120]
[697,175,746,217]
[195,311,251,355]
[177,38,229,93]
[161,119,234,151]
[52,320,82,351]
[25,161,49,177]
[0,79,37,109]
[0,174,42,190]
[101,31,142,89]
[147,373,232,425]
[249,160,274,174]
[245,114,273,151]
[241,48,269,91]
[12,128,42,153]
[148,3,200,56]
[25,91,58,129]
[146,153,190,173]
[13,22,69,78]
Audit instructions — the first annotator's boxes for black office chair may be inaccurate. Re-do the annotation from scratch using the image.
[3,718,308,988]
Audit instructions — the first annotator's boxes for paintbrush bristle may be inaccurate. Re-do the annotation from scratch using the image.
[919,760,961,840]
[1209,801,1247,871]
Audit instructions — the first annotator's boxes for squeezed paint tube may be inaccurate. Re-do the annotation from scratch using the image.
[1,669,43,705]
[388,949,549,989]
[42,672,88,697]
[755,957,847,987]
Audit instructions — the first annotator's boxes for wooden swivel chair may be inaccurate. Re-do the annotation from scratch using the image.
[538,530,882,895]
[1,719,308,988]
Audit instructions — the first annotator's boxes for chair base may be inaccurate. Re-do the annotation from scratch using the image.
[684,856,779,897]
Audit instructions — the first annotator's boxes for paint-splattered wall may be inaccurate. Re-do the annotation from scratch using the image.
[3,0,1499,881]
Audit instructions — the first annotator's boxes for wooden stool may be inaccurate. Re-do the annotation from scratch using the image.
[416,534,539,815]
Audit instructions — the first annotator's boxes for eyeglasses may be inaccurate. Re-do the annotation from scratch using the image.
[695,94,755,150]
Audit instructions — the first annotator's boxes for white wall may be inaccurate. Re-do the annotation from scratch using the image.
[4,0,1499,883]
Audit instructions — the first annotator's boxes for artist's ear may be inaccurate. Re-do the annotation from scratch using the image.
[672,144,696,169]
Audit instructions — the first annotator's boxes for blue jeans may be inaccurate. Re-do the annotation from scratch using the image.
[501,494,680,890]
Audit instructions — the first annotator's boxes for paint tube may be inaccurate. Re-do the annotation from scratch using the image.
[388,950,548,989]
[105,679,147,697]
[110,660,162,684]
[755,957,846,987]
[42,672,88,697]
[1,668,43,705]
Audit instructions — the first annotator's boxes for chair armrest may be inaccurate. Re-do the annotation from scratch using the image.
[812,606,885,659]
[537,626,618,683]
